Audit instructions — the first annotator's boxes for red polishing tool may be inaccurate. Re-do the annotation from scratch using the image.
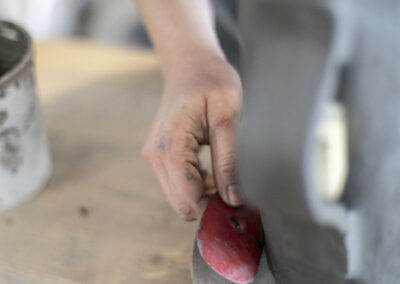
[196,195,264,283]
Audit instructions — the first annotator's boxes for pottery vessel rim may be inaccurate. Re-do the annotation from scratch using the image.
[0,21,33,88]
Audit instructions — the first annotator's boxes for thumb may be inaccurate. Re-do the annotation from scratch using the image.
[209,112,243,207]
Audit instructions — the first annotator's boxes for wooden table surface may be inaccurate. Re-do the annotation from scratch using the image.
[0,40,198,284]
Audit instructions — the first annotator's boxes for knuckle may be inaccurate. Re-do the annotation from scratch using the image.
[213,111,237,129]
[176,202,196,221]
[216,153,237,180]
[218,152,236,167]
[164,136,189,159]
[165,146,184,164]
[166,137,181,153]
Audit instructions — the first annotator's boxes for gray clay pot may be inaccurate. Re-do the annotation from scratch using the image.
[0,21,51,210]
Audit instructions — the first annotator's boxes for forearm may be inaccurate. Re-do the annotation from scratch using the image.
[134,0,225,76]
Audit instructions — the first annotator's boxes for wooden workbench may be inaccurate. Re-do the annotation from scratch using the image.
[0,40,198,284]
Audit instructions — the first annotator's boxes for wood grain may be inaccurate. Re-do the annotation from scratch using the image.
[0,40,197,284]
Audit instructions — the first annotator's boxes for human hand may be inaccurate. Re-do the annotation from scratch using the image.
[142,54,243,221]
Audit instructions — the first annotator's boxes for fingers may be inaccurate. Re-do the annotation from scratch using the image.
[166,159,210,221]
[208,92,243,207]
[142,61,243,219]
[142,133,209,221]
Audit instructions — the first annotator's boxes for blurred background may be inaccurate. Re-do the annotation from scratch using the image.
[0,0,150,45]
[0,0,240,67]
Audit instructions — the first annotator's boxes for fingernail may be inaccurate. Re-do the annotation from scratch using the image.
[227,185,243,206]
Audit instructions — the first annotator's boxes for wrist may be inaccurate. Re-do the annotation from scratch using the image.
[163,46,227,79]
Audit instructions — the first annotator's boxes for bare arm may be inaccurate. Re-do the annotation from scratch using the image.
[136,0,243,221]
[134,0,224,75]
